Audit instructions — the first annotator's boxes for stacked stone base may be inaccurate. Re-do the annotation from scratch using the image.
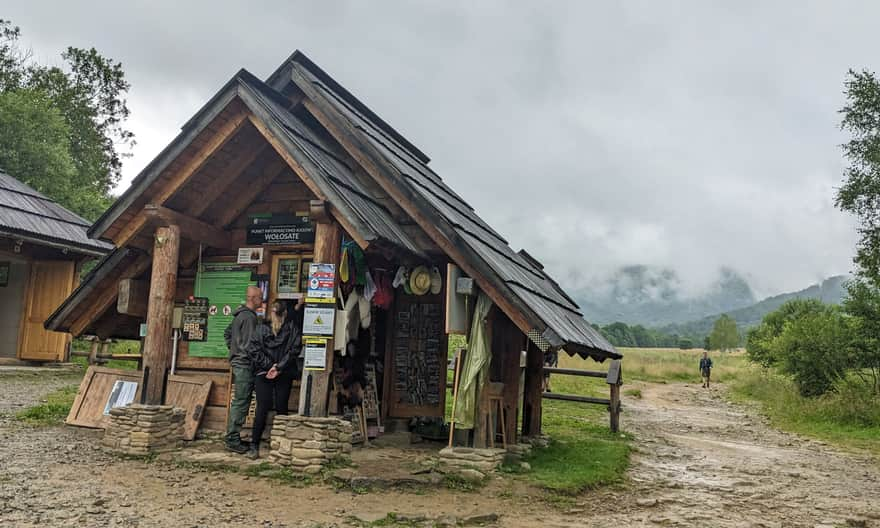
[439,447,506,480]
[268,415,353,474]
[102,404,185,455]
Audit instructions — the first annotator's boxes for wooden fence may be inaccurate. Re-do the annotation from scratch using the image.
[542,359,623,432]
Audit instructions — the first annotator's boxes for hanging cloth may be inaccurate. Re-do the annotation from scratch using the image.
[343,241,367,286]
[339,245,350,283]
[452,292,493,429]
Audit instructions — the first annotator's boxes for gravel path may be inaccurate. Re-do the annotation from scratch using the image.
[1,370,878,527]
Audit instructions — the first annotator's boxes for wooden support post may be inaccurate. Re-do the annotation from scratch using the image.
[141,225,180,405]
[609,383,621,433]
[299,217,341,416]
[521,341,544,438]
[87,339,99,366]
[607,359,622,433]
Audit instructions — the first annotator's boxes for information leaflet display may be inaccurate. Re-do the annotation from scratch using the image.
[181,297,209,342]
[306,263,335,299]
[303,338,328,370]
[303,305,335,336]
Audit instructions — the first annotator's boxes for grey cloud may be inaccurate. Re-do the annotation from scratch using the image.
[5,0,867,298]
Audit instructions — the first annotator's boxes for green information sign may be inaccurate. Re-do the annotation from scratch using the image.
[188,268,256,358]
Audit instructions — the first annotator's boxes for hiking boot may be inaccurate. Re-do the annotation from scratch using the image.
[247,444,259,460]
[225,441,248,454]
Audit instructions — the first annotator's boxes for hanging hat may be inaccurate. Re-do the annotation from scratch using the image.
[392,266,407,288]
[430,266,442,295]
[409,266,432,295]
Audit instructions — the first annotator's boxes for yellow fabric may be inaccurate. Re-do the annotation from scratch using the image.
[452,292,492,429]
[339,246,350,282]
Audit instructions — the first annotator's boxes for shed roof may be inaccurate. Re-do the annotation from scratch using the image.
[0,170,111,256]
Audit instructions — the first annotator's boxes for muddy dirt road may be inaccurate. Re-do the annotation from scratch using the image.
[0,369,877,527]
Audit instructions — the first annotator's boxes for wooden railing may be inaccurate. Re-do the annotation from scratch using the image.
[69,337,143,369]
[542,359,622,432]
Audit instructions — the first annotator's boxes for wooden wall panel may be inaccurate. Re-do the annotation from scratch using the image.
[66,367,144,428]
[165,375,212,440]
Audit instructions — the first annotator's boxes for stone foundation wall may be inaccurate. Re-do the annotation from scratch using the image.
[439,447,506,473]
[268,415,353,474]
[102,404,185,455]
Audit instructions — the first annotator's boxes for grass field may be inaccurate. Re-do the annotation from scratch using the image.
[15,384,80,426]
[562,346,880,456]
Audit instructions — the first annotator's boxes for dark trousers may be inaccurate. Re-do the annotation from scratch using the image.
[225,366,254,445]
[252,369,296,448]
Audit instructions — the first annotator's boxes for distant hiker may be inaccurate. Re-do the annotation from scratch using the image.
[700,351,713,388]
[223,285,262,454]
[246,298,303,459]
[542,349,558,393]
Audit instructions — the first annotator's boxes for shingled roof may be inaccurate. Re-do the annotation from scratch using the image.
[51,51,618,361]
[0,170,111,256]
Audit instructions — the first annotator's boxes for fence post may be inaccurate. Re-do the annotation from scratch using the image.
[606,360,622,433]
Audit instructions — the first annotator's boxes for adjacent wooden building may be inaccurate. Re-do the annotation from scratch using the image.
[45,51,619,440]
[0,170,111,362]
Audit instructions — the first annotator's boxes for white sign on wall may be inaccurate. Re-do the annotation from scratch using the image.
[303,305,335,336]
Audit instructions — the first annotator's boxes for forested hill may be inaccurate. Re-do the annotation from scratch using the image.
[657,275,849,339]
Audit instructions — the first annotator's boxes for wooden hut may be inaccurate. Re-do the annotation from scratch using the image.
[46,51,619,441]
[0,170,111,362]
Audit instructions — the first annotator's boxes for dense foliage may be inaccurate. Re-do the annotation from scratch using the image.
[708,314,739,351]
[837,69,880,288]
[0,19,133,220]
[746,294,880,398]
[594,321,692,349]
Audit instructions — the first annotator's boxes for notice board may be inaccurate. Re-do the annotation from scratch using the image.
[188,267,255,358]
[387,293,447,417]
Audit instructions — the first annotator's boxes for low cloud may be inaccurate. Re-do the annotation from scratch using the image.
[5,1,867,297]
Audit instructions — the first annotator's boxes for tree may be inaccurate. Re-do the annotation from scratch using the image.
[746,299,826,367]
[842,279,880,394]
[708,314,739,351]
[0,89,76,194]
[837,69,880,285]
[0,19,132,220]
[773,305,852,397]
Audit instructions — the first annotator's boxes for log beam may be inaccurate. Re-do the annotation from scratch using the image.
[117,278,149,317]
[143,204,235,250]
[521,341,544,437]
[142,225,180,404]
[299,220,341,417]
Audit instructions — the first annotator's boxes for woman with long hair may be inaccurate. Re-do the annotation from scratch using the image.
[245,298,302,459]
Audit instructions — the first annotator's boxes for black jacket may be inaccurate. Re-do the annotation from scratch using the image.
[224,306,258,369]
[246,319,302,377]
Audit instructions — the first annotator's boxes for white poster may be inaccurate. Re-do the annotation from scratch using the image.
[103,380,138,415]
[236,247,264,265]
[304,338,328,370]
[303,305,335,336]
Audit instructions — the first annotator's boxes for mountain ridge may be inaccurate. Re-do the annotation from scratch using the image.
[656,274,850,339]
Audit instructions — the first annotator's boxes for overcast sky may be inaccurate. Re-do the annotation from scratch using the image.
[6,1,871,298]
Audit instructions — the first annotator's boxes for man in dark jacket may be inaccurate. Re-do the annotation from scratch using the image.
[223,285,262,453]
[700,351,713,389]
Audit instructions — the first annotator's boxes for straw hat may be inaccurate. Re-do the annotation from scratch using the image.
[409,265,432,295]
